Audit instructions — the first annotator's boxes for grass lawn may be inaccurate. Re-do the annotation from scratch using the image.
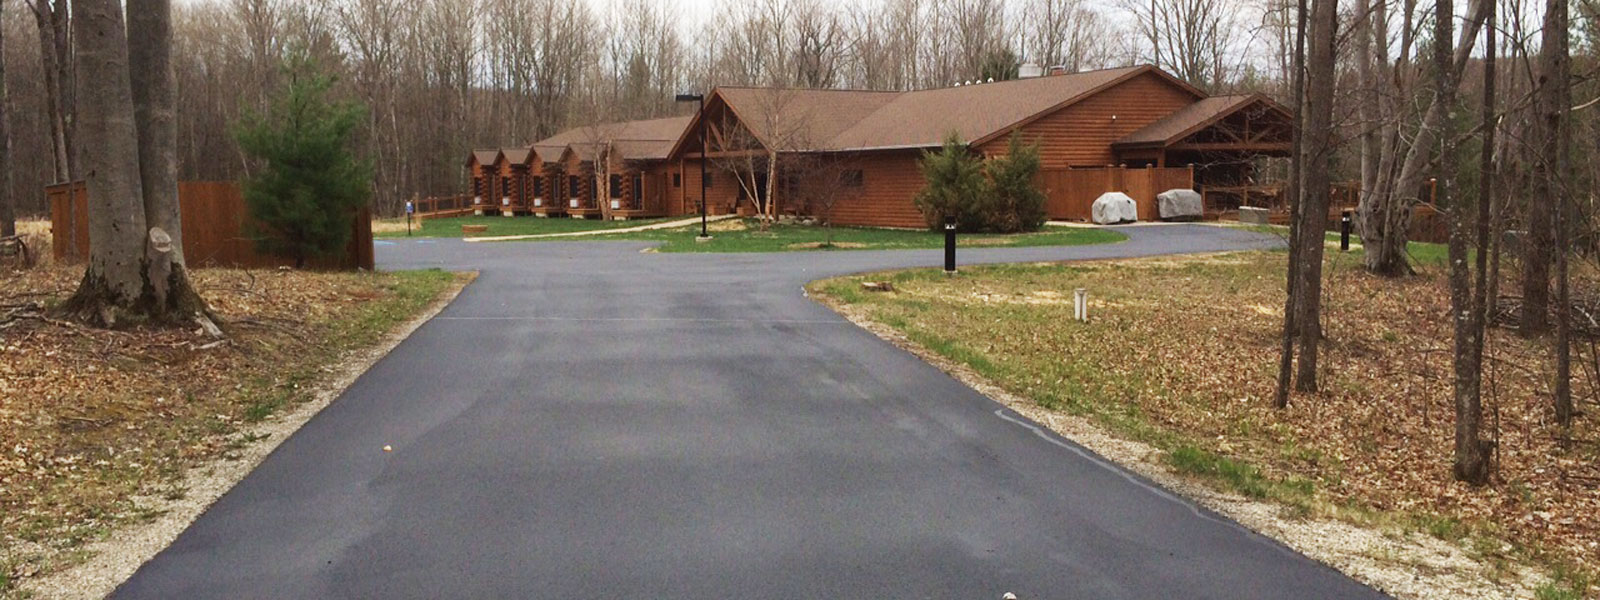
[1225,221,1451,267]
[0,265,465,597]
[810,251,1596,597]
[581,219,1127,252]
[374,215,678,238]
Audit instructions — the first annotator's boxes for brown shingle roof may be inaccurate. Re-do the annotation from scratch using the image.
[829,66,1162,151]
[1113,94,1277,148]
[469,149,498,167]
[612,139,676,161]
[684,65,1200,154]
[531,115,693,163]
[501,146,534,165]
[711,87,900,150]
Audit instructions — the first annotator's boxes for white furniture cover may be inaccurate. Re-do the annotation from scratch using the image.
[1157,189,1203,220]
[1092,192,1138,224]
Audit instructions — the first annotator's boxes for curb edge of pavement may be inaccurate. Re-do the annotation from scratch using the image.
[22,271,479,600]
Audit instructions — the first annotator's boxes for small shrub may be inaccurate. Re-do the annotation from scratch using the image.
[983,133,1048,233]
[913,132,989,232]
[913,131,1048,233]
[233,51,372,268]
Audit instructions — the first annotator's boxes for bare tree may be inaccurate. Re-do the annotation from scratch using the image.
[63,0,209,327]
[793,0,844,88]
[1287,0,1336,393]
[28,0,72,184]
[1272,0,1306,408]
[1443,0,1492,484]
[1021,0,1108,72]
[130,0,182,265]
[788,151,861,246]
[1121,0,1245,90]
[1541,0,1572,426]
[1352,0,1489,277]
[0,0,12,238]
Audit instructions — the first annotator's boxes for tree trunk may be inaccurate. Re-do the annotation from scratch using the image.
[0,0,13,239]
[29,1,69,184]
[1524,0,1567,335]
[129,0,181,262]
[129,0,207,317]
[765,151,779,223]
[1273,0,1308,408]
[1445,0,1492,485]
[63,0,149,325]
[1292,0,1336,392]
[1357,0,1489,278]
[63,0,208,328]
[1541,0,1573,427]
[52,0,76,182]
[1474,1,1496,373]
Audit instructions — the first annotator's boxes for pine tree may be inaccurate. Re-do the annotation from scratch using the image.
[913,133,987,232]
[983,133,1047,233]
[233,52,371,268]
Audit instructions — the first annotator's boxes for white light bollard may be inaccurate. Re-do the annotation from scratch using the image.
[1073,288,1089,323]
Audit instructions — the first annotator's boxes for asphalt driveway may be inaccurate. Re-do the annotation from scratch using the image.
[111,224,1386,599]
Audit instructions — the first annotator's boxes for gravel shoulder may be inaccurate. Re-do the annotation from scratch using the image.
[811,273,1551,600]
[12,273,474,600]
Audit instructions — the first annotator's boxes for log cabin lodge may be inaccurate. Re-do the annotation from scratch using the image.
[463,65,1293,227]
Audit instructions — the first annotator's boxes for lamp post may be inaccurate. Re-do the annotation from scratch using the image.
[675,93,709,239]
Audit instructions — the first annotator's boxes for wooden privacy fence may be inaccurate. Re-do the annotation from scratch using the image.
[1036,166,1195,221]
[50,181,374,270]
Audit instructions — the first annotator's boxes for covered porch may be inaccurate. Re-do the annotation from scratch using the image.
[1111,94,1293,219]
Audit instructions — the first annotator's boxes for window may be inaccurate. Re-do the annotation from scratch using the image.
[633,174,643,203]
[841,169,864,188]
[568,175,581,198]
[609,174,623,199]
[533,178,543,197]
[704,173,713,188]
[673,173,682,188]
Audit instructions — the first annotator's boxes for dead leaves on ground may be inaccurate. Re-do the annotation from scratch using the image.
[829,252,1600,573]
[0,264,437,588]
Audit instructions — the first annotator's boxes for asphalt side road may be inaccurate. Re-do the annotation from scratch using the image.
[111,225,1386,599]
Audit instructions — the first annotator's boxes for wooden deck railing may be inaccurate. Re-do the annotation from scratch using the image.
[414,195,476,219]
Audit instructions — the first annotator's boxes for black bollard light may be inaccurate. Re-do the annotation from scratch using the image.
[944,216,957,274]
[1340,209,1352,252]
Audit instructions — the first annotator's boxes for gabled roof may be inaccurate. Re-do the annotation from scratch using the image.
[501,146,535,165]
[468,149,499,167]
[668,65,1207,156]
[612,139,676,161]
[833,65,1192,151]
[709,87,900,150]
[1113,94,1289,149]
[532,115,693,164]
